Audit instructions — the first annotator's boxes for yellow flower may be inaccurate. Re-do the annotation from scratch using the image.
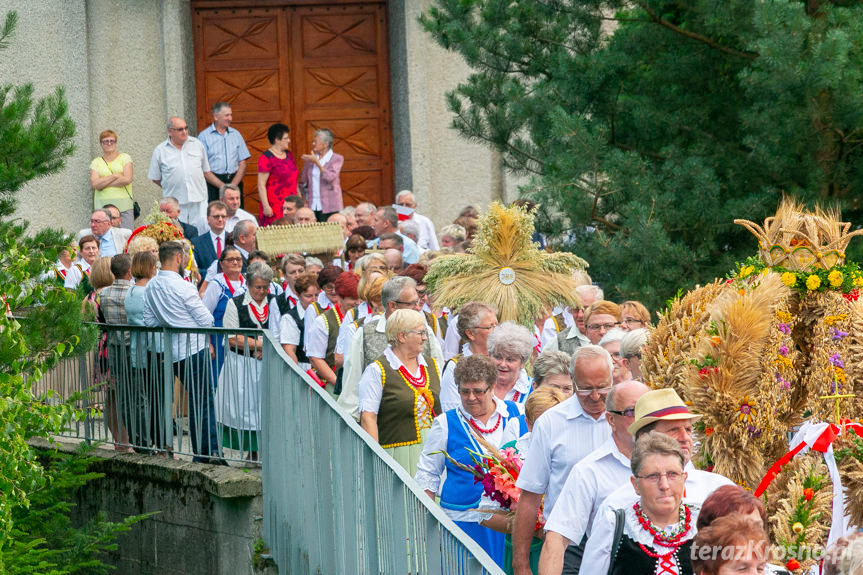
[776,310,793,323]
[854,274,863,287]
[781,272,797,287]
[833,366,847,385]
[739,265,755,278]
[828,270,844,287]
[824,313,848,326]
[806,275,821,290]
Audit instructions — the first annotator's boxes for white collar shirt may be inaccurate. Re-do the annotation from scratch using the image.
[209,230,227,255]
[142,269,214,360]
[545,437,632,544]
[225,208,256,233]
[515,395,611,517]
[357,345,433,417]
[310,149,333,212]
[439,343,475,412]
[414,396,511,522]
[409,211,439,251]
[147,137,210,204]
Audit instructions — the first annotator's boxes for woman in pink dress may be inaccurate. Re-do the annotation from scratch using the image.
[256,123,299,226]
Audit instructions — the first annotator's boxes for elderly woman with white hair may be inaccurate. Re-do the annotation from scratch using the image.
[300,128,344,222]
[487,321,534,405]
[599,327,632,384]
[215,261,279,460]
[439,301,499,411]
[620,327,649,381]
[358,308,442,474]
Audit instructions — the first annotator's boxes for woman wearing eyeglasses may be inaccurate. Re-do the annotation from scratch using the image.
[582,431,697,575]
[202,246,247,375]
[90,130,135,229]
[620,300,651,331]
[415,354,523,568]
[439,301,499,412]
[583,300,622,344]
[358,309,442,475]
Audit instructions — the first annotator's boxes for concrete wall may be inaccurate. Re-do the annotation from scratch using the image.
[0,0,195,235]
[32,439,275,575]
[3,0,519,237]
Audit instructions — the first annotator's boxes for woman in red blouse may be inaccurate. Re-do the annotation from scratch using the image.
[256,123,299,226]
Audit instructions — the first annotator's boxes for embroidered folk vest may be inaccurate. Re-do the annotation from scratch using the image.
[374,355,442,448]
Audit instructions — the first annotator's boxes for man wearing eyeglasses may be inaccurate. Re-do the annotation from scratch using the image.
[512,345,614,575]
[338,276,444,421]
[77,209,131,257]
[148,116,225,235]
[538,379,648,575]
[191,201,229,274]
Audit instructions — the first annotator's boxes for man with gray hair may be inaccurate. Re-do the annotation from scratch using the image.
[149,116,223,234]
[354,201,377,228]
[158,196,199,239]
[373,206,420,264]
[198,102,251,204]
[547,284,605,355]
[398,219,421,248]
[338,275,444,420]
[220,183,256,233]
[395,189,439,250]
[539,379,649,574]
[78,209,131,257]
[512,345,613,575]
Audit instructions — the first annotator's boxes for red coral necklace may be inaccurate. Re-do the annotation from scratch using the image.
[468,413,501,434]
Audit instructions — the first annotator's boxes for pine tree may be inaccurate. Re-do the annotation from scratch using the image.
[0,10,100,568]
[421,0,863,312]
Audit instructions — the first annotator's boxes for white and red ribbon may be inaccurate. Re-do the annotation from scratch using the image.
[755,420,863,547]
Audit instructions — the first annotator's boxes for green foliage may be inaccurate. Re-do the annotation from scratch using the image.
[0,9,104,571]
[2,445,152,575]
[421,0,863,311]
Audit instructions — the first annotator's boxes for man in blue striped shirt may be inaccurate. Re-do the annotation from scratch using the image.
[198,102,251,205]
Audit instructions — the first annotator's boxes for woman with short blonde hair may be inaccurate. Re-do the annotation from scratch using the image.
[358,308,442,474]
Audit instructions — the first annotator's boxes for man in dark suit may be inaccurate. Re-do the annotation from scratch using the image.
[159,196,199,239]
[191,201,228,273]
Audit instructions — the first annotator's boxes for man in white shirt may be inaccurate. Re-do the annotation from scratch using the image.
[395,190,439,251]
[580,388,734,573]
[220,184,256,233]
[373,206,420,264]
[539,379,648,575]
[142,241,222,464]
[354,202,377,228]
[78,209,131,257]
[204,219,256,281]
[512,345,613,575]
[148,116,224,234]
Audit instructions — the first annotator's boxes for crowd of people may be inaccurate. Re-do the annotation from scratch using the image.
[53,106,863,575]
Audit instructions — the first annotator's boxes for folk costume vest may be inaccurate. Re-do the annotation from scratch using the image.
[373,355,441,449]
[557,329,583,356]
[276,293,309,363]
[232,293,274,356]
[319,306,343,367]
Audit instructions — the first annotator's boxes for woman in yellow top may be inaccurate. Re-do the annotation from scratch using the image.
[90,130,134,229]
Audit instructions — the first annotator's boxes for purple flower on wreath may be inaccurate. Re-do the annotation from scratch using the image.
[779,345,789,356]
[775,372,791,390]
[747,425,762,438]
[831,328,849,340]
[777,323,791,335]
[829,354,844,368]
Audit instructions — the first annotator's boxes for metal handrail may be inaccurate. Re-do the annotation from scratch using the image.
[260,332,504,574]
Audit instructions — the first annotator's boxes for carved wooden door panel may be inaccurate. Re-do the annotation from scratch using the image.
[192,1,393,216]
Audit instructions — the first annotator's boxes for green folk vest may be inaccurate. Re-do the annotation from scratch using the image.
[319,306,342,367]
[374,355,442,448]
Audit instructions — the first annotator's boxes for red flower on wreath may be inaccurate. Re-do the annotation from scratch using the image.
[786,558,801,571]
[803,488,814,501]
[842,288,860,302]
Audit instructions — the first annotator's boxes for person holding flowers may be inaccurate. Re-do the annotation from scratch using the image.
[415,354,523,568]
[359,308,442,474]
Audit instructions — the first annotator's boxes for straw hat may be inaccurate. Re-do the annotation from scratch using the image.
[627,388,702,436]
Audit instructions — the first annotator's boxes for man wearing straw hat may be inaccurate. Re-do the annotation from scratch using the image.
[590,389,733,525]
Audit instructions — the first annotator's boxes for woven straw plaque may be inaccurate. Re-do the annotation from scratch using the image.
[256,222,344,256]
